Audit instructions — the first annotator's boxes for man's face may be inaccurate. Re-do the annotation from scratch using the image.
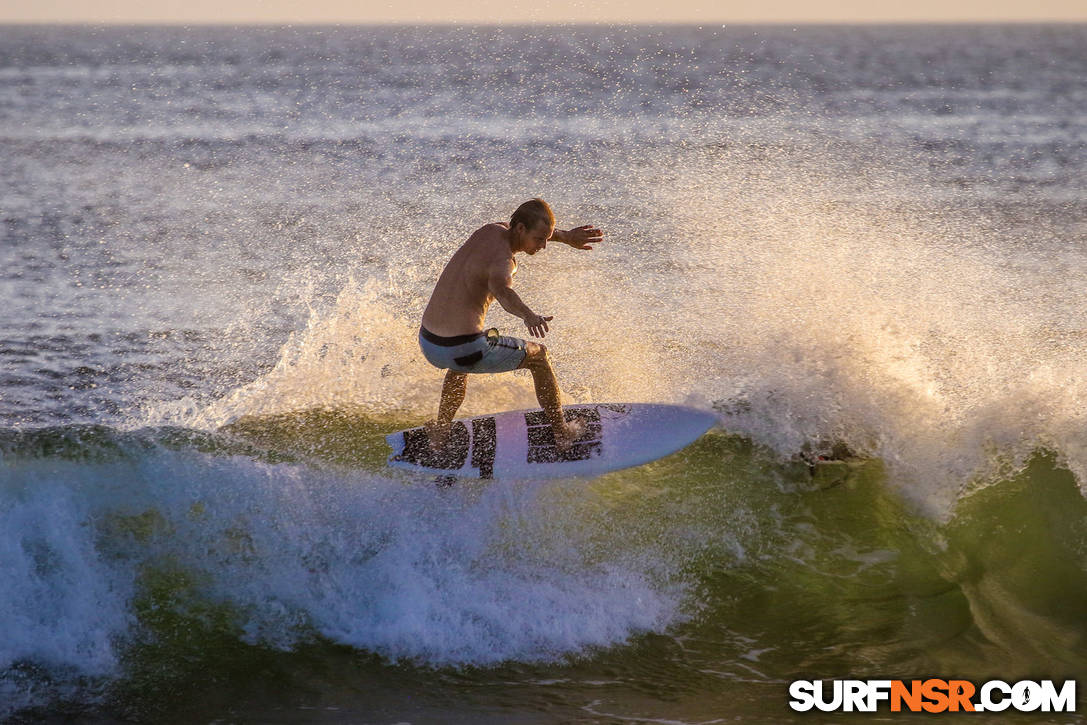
[522,220,554,254]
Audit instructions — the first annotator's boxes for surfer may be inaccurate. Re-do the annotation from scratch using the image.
[419,198,603,451]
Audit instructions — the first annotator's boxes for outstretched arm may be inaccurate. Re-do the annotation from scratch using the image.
[550,225,604,250]
[487,258,552,337]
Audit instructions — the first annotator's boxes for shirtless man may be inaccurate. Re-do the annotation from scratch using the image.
[419,198,603,450]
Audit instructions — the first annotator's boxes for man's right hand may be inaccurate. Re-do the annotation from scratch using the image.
[524,313,553,338]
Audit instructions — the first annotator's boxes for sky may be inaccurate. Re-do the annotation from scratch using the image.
[1,0,1085,24]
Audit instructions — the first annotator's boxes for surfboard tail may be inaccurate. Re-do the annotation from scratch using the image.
[385,431,402,452]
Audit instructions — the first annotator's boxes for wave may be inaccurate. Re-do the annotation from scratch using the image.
[2,419,1086,718]
[0,421,688,716]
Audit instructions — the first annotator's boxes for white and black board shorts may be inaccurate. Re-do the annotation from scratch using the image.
[418,326,527,374]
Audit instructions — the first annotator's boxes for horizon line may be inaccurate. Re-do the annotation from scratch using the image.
[2,18,1085,26]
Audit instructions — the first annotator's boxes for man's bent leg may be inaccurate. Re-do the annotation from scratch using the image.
[427,370,468,449]
[518,343,584,449]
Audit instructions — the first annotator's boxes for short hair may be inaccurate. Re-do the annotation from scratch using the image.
[510,198,555,232]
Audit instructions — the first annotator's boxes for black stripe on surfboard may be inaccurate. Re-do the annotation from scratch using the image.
[525,407,602,464]
[399,421,469,469]
[397,417,496,479]
[471,416,497,478]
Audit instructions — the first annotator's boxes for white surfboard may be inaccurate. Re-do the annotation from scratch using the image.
[386,403,717,480]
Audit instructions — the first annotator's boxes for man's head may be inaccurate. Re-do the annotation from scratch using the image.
[509,198,555,255]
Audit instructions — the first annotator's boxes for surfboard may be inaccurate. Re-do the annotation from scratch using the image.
[386,403,717,480]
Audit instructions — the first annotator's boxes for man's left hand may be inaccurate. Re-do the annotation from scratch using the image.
[560,225,604,250]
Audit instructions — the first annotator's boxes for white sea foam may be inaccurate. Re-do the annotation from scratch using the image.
[640,143,1087,509]
[0,461,136,716]
[0,449,686,716]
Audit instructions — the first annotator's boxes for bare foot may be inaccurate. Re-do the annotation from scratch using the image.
[553,418,587,452]
[424,420,451,452]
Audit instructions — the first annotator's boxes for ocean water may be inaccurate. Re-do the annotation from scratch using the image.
[1,23,1086,722]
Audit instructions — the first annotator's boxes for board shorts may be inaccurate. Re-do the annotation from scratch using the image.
[418,326,527,374]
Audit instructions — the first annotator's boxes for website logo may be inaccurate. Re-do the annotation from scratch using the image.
[788,679,1076,713]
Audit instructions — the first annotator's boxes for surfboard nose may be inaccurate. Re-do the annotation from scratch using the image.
[666,405,718,439]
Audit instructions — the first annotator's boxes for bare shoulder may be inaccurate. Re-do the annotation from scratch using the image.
[474,222,509,238]
[466,224,512,256]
